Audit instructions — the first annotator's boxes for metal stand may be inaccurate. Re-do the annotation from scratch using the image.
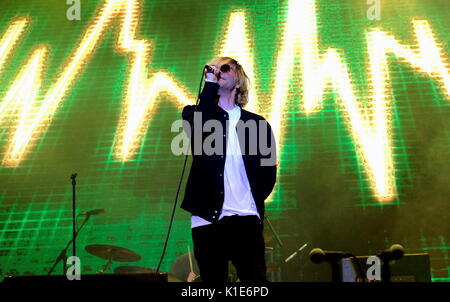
[97,258,113,274]
[47,212,91,275]
[264,215,283,247]
[71,173,77,261]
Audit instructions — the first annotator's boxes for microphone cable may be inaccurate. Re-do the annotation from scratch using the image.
[156,68,206,272]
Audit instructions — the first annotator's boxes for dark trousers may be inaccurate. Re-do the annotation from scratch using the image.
[192,215,267,282]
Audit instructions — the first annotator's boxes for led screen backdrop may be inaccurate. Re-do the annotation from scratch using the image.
[0,0,449,281]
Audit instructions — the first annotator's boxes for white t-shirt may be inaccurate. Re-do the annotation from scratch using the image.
[191,105,260,228]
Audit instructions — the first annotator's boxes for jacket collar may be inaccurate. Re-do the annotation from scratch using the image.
[217,105,251,122]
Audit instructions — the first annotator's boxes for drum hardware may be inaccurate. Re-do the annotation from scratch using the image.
[114,266,155,274]
[47,206,104,276]
[264,215,283,247]
[85,244,141,274]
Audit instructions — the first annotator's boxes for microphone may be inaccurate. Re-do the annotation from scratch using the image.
[309,248,353,264]
[204,65,221,79]
[377,244,404,262]
[79,209,105,216]
[204,65,215,73]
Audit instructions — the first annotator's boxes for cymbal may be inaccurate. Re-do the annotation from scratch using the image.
[85,244,141,262]
[114,266,155,274]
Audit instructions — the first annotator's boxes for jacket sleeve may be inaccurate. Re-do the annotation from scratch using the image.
[182,81,219,123]
[258,120,277,201]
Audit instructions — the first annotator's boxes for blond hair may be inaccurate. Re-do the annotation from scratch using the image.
[206,57,250,108]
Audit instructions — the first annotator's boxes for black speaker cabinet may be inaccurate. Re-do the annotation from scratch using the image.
[341,253,431,282]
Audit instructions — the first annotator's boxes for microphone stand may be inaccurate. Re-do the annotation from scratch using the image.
[47,213,92,275]
[71,173,77,261]
[264,215,283,247]
[379,254,392,283]
[283,242,308,281]
[284,242,309,263]
[330,260,342,283]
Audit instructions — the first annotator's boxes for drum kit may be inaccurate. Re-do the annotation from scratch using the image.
[75,215,288,282]
[82,229,282,282]
[83,244,186,281]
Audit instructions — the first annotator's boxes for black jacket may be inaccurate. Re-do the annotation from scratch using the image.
[180,81,277,223]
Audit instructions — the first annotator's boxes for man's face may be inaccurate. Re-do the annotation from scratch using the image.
[217,63,237,90]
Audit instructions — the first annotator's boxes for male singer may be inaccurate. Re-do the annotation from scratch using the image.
[181,57,277,282]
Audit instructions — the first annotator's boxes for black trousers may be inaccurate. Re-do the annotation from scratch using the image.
[192,215,267,282]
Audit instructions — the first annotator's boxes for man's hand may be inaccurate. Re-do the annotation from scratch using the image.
[205,65,220,82]
[187,271,198,282]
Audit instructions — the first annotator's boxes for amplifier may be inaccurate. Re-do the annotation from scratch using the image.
[341,253,431,282]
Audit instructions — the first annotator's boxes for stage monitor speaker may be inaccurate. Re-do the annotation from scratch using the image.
[2,272,168,283]
[341,253,431,282]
